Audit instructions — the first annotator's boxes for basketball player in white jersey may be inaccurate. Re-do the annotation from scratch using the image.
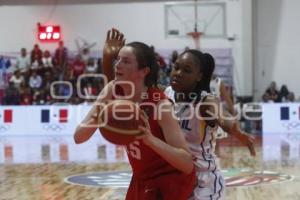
[165,49,255,200]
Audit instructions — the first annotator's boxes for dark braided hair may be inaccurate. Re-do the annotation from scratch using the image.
[126,42,159,88]
[183,49,215,102]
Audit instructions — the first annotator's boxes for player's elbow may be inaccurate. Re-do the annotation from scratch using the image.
[74,132,84,144]
[73,126,91,144]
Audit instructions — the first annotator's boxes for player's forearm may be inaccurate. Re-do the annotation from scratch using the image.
[102,54,115,82]
[74,105,99,144]
[147,136,194,174]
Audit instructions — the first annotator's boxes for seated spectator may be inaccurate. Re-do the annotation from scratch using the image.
[286,92,295,102]
[41,71,54,93]
[16,48,30,74]
[42,50,54,73]
[9,70,24,90]
[85,58,97,74]
[3,81,20,105]
[262,93,270,103]
[83,82,97,99]
[263,81,280,102]
[20,87,33,105]
[279,84,290,102]
[29,70,42,91]
[31,53,43,71]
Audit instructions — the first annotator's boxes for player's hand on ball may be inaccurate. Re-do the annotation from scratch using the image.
[137,111,154,146]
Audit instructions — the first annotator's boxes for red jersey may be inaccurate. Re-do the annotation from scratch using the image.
[113,86,196,200]
[126,87,177,178]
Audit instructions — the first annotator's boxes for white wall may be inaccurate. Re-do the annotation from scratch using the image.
[255,0,300,100]
[0,1,252,96]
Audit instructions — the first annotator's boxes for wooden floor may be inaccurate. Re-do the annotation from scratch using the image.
[1,146,300,200]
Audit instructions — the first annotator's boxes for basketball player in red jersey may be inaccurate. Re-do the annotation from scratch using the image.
[74,29,196,200]
[101,29,256,200]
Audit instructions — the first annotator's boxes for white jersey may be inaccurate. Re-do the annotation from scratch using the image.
[165,86,218,171]
[165,86,225,200]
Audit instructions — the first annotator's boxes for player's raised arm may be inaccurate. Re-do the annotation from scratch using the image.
[102,28,125,82]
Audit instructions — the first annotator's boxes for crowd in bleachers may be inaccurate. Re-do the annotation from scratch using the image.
[262,81,296,103]
[0,41,105,105]
[0,42,298,105]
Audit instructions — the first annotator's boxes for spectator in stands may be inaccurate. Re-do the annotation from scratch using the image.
[263,81,280,102]
[54,40,68,72]
[278,84,290,102]
[29,69,42,91]
[85,58,97,74]
[70,54,86,83]
[3,81,20,105]
[42,50,54,74]
[81,47,91,64]
[16,48,30,74]
[96,58,102,74]
[31,53,43,72]
[41,71,53,94]
[150,46,167,70]
[83,82,97,99]
[262,93,271,103]
[169,50,178,70]
[30,44,43,65]
[286,92,295,102]
[20,87,32,105]
[9,70,24,90]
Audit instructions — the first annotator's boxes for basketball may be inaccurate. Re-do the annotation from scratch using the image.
[98,100,144,145]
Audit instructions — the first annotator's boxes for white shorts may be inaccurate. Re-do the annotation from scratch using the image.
[190,168,225,200]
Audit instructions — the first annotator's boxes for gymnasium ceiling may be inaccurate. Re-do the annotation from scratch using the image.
[0,0,198,5]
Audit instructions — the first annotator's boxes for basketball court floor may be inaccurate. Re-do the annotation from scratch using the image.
[1,144,300,200]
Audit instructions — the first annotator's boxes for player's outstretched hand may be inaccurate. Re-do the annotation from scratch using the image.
[103,28,125,60]
[231,122,256,157]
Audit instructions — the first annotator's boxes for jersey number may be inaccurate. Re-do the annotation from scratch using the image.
[126,141,141,160]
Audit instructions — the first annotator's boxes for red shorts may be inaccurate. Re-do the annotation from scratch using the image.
[125,168,196,200]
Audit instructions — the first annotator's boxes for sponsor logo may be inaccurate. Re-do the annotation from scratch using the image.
[224,169,294,187]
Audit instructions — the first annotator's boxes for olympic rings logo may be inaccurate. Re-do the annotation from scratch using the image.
[0,124,10,132]
[43,124,66,131]
[281,121,300,130]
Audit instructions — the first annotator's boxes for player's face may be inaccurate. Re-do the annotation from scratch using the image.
[170,52,202,93]
[114,46,145,83]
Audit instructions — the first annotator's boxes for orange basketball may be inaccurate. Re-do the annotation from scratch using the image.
[98,100,144,145]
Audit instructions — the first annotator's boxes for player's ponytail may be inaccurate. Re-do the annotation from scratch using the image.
[183,49,215,102]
